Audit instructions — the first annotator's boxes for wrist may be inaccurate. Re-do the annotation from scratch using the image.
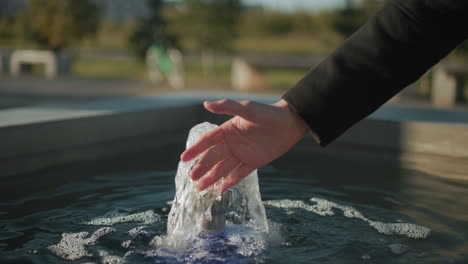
[274,99,310,136]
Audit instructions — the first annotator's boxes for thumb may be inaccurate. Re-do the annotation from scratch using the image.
[204,99,249,118]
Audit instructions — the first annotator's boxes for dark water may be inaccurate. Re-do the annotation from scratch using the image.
[1,146,467,264]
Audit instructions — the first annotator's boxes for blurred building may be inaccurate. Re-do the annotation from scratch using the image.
[0,0,150,24]
[0,0,27,15]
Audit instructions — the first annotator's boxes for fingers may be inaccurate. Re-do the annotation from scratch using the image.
[180,127,224,162]
[221,164,253,193]
[196,155,241,191]
[190,143,229,181]
[181,99,252,163]
[182,99,256,191]
[204,99,251,119]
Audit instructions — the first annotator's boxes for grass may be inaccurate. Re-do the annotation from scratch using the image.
[71,57,307,91]
[65,33,340,89]
[263,68,308,90]
[183,60,231,86]
[72,58,147,79]
[176,59,307,89]
[234,34,343,55]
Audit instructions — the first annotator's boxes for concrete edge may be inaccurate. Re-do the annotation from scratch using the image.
[1,92,467,178]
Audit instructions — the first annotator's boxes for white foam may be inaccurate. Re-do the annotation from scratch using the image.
[82,210,160,226]
[226,228,267,257]
[264,197,431,239]
[388,243,408,255]
[264,199,333,216]
[48,227,115,261]
[121,226,148,249]
[98,250,125,264]
[148,224,274,262]
[370,222,430,239]
[127,226,147,237]
[121,240,133,249]
[361,254,371,260]
[149,235,164,248]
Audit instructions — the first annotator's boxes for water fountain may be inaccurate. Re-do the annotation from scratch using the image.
[2,94,467,263]
[155,122,269,251]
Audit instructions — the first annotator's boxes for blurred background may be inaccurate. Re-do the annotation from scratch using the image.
[0,0,467,110]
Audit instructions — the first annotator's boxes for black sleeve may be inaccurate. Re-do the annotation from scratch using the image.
[282,0,468,146]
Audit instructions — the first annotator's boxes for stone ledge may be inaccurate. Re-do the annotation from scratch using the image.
[1,92,467,178]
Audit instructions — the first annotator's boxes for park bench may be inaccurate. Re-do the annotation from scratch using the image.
[231,55,323,91]
[0,53,3,75]
[232,54,467,109]
[432,58,468,108]
[9,50,69,79]
[0,51,9,76]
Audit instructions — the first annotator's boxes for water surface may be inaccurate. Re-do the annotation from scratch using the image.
[1,146,467,263]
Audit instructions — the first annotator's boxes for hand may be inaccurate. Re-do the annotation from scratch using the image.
[180,99,310,192]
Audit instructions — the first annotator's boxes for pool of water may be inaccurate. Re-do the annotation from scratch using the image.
[1,144,467,264]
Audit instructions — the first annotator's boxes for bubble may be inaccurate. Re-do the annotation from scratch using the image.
[82,210,160,226]
[127,226,148,237]
[264,199,334,216]
[388,243,409,255]
[361,254,371,260]
[264,197,431,239]
[370,222,430,239]
[98,250,125,264]
[121,240,133,249]
[48,227,115,261]
[149,235,164,248]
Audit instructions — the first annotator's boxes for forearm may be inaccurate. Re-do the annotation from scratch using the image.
[283,0,468,146]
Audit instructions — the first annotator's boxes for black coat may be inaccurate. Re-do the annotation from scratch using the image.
[282,0,468,146]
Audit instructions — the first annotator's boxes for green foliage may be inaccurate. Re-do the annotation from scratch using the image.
[238,9,340,37]
[13,0,100,51]
[238,9,292,36]
[237,0,384,40]
[331,7,362,37]
[0,16,13,39]
[331,0,383,37]
[164,0,242,52]
[454,40,468,57]
[127,0,177,59]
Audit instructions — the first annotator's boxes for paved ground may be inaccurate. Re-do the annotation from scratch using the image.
[0,75,467,111]
[0,76,240,110]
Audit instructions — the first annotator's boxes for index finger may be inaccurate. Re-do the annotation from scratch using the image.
[180,127,224,162]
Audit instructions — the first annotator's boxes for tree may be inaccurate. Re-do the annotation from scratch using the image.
[454,40,468,57]
[0,16,13,40]
[164,0,242,53]
[332,0,383,37]
[128,0,177,59]
[13,0,100,51]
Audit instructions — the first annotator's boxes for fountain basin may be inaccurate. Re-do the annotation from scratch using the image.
[1,92,468,179]
[1,92,468,263]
